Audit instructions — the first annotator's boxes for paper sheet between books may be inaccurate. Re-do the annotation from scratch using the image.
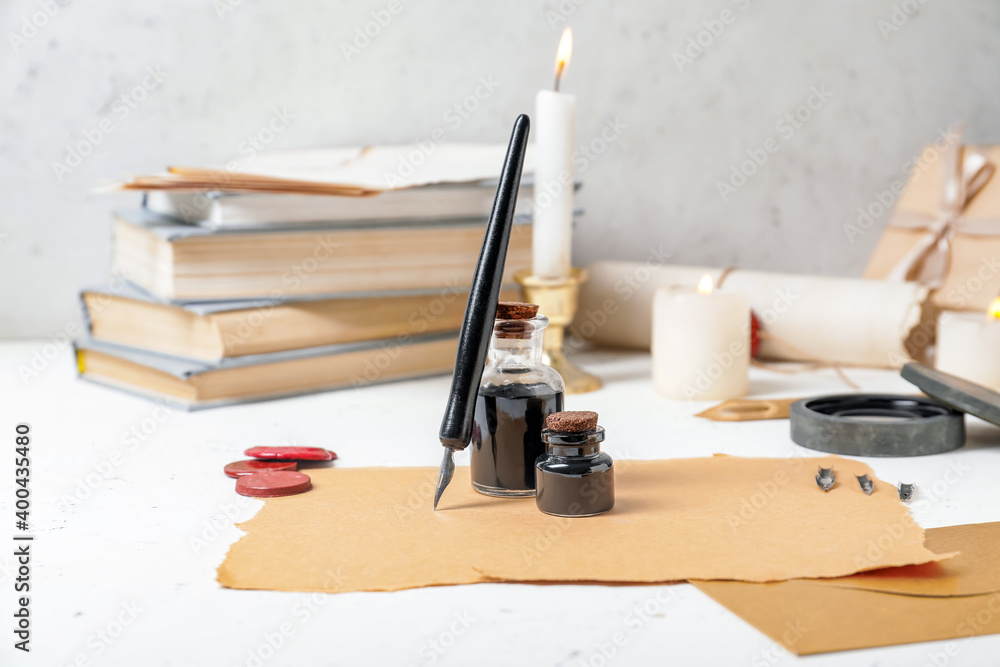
[113,144,538,195]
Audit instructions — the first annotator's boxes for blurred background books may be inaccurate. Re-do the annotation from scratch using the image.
[76,143,580,409]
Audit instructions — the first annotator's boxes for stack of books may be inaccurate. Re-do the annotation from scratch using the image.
[76,144,537,409]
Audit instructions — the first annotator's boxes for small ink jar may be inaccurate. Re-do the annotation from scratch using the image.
[535,411,614,517]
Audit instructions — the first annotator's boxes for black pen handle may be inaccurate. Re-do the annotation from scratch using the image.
[438,114,530,450]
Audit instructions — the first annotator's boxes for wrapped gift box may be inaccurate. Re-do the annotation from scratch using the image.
[864,132,1000,312]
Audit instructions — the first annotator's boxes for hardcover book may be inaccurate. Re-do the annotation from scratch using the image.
[80,283,520,362]
[74,334,458,410]
[112,209,533,301]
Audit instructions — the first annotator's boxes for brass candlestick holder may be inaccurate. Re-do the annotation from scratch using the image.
[515,268,602,394]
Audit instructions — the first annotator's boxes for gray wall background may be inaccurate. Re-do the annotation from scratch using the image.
[1,0,997,337]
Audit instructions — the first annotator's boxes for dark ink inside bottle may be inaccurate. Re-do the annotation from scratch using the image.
[470,302,565,498]
[473,383,563,495]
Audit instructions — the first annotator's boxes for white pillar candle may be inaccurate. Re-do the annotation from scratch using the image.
[652,280,750,400]
[532,29,575,279]
[936,310,1000,389]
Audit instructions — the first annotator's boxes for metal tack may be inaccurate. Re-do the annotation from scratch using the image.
[856,474,874,496]
[815,467,835,492]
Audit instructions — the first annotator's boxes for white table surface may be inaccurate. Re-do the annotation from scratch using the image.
[3,342,1000,667]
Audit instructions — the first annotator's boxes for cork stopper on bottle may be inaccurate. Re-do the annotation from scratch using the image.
[495,302,540,339]
[496,302,539,320]
[545,411,599,433]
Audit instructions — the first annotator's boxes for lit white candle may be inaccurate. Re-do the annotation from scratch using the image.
[936,300,1000,389]
[652,275,750,400]
[532,27,575,279]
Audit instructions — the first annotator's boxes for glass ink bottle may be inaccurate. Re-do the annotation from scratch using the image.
[535,411,615,517]
[471,302,565,497]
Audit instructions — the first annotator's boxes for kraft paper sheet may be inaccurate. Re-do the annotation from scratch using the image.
[218,456,950,594]
[805,521,1000,598]
[693,522,1000,655]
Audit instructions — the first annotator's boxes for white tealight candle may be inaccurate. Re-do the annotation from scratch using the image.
[532,27,575,279]
[652,276,750,400]
[936,302,1000,389]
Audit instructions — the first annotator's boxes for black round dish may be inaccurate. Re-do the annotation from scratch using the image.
[790,394,964,457]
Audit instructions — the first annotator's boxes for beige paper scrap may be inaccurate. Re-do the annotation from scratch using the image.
[218,456,950,594]
[695,397,800,422]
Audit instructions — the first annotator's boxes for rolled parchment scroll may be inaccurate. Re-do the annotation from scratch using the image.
[571,261,932,369]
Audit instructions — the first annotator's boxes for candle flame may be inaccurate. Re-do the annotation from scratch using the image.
[554,27,573,91]
[989,296,1000,320]
[697,274,714,295]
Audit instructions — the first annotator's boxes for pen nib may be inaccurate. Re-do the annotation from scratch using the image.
[433,449,455,511]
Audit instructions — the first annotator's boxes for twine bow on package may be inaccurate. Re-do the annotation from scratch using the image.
[864,128,1000,312]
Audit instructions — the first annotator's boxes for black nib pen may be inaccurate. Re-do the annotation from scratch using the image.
[435,114,530,510]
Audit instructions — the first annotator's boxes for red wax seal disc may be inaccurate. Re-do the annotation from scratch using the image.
[245,446,335,461]
[750,311,762,358]
[224,459,298,478]
[235,471,312,498]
